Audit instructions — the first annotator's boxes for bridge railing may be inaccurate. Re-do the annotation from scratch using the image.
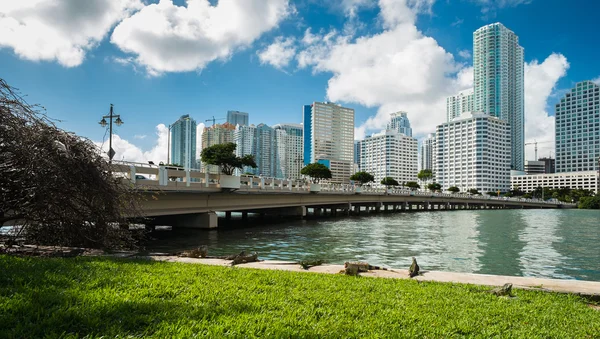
[111,162,574,206]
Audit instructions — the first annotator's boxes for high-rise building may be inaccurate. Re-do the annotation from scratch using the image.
[227,110,249,127]
[201,122,236,173]
[435,112,511,193]
[524,160,545,175]
[170,114,197,169]
[354,140,361,172]
[555,80,600,173]
[303,102,354,184]
[234,124,277,177]
[360,129,418,186]
[274,123,304,179]
[446,88,474,122]
[420,133,435,171]
[387,111,412,137]
[539,157,555,174]
[473,23,524,171]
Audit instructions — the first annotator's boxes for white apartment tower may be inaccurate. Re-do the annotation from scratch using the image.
[360,130,418,186]
[303,102,354,184]
[446,88,474,122]
[273,123,304,179]
[555,80,600,173]
[473,23,524,171]
[435,112,511,193]
[420,133,436,171]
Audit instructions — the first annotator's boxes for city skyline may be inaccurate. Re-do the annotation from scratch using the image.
[1,1,599,165]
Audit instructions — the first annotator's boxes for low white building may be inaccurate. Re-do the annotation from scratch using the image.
[360,129,418,186]
[511,171,599,193]
[435,112,511,193]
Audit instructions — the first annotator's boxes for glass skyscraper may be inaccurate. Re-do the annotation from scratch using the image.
[303,102,354,184]
[170,114,197,169]
[227,110,249,127]
[387,111,412,137]
[555,80,600,173]
[473,23,524,171]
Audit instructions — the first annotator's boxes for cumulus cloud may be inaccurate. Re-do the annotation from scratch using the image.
[0,0,142,67]
[96,124,169,164]
[293,0,467,139]
[257,37,296,70]
[110,0,292,76]
[523,53,569,160]
[593,77,600,85]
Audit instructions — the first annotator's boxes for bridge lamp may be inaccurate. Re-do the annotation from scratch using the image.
[98,104,124,164]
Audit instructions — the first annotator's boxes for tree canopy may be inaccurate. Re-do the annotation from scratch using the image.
[447,186,460,193]
[300,163,332,183]
[381,177,399,187]
[578,195,600,209]
[350,171,375,185]
[427,182,442,192]
[0,78,141,249]
[403,181,420,190]
[417,169,433,181]
[200,142,256,176]
[468,189,480,195]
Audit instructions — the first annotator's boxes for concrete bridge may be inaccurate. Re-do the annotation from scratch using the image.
[112,161,575,229]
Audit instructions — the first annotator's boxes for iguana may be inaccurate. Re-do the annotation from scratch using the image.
[488,283,513,297]
[299,259,324,270]
[408,257,420,278]
[179,246,208,258]
[230,252,259,266]
[341,261,388,276]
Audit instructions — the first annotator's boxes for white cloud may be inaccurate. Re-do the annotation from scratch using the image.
[0,0,142,67]
[523,53,569,160]
[295,0,467,139]
[472,0,532,18]
[458,49,471,59]
[257,37,296,70]
[196,123,205,159]
[110,0,293,76]
[96,124,169,164]
[134,134,147,139]
[593,77,600,85]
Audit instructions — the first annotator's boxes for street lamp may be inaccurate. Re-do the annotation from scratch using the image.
[167,124,173,165]
[98,104,123,164]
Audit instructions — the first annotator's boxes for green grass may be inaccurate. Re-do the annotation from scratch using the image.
[0,256,598,338]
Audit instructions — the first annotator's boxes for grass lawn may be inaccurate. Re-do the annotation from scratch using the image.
[0,255,599,338]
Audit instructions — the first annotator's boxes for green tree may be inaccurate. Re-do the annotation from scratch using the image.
[427,182,442,192]
[381,177,399,187]
[468,188,480,195]
[300,163,332,183]
[417,169,433,182]
[349,171,375,186]
[404,181,420,190]
[200,142,257,176]
[578,196,600,209]
[447,186,460,194]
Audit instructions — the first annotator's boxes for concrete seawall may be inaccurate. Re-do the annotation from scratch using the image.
[148,256,600,298]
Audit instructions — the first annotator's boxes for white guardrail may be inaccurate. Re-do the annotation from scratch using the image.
[110,160,571,205]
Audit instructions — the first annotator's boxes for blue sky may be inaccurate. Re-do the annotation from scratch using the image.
[1,0,598,162]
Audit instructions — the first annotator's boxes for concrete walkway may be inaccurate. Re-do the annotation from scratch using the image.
[149,256,600,298]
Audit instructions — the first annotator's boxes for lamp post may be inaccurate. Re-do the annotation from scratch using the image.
[98,104,123,164]
[167,124,172,165]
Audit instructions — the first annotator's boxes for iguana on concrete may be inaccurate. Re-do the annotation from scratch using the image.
[230,252,259,266]
[342,261,388,276]
[179,246,208,258]
[488,283,513,297]
[299,259,324,270]
[408,257,420,278]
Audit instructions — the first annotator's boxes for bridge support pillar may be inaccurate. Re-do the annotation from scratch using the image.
[242,212,248,221]
[225,211,232,221]
[375,202,382,213]
[174,212,218,229]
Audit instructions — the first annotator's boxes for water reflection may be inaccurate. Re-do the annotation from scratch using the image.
[146,209,600,281]
[519,210,570,279]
